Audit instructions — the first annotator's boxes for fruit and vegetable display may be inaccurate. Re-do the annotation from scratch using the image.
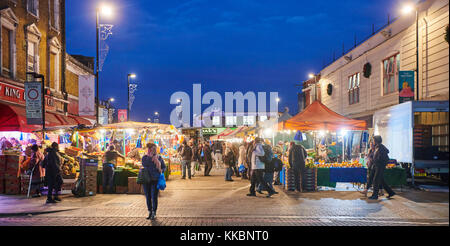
[59,152,79,179]
[313,159,363,168]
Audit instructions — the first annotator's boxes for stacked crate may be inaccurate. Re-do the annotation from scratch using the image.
[0,155,6,193]
[285,168,296,191]
[82,158,98,196]
[20,174,30,195]
[4,155,22,195]
[303,168,317,192]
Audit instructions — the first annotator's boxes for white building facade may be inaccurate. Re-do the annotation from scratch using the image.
[311,0,449,127]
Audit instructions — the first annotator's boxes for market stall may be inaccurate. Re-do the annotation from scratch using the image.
[276,101,406,191]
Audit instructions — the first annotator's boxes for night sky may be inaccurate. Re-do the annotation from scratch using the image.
[66,0,405,124]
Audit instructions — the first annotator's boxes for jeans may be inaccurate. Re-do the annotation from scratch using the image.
[204,160,212,176]
[367,167,382,190]
[249,169,274,194]
[372,166,394,198]
[102,164,115,193]
[225,167,233,180]
[258,172,274,192]
[143,180,159,213]
[181,160,191,178]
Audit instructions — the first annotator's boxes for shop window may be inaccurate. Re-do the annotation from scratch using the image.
[348,73,360,105]
[27,41,37,72]
[243,116,255,126]
[382,53,400,95]
[27,0,39,18]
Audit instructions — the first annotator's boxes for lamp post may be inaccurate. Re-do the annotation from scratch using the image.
[402,4,419,101]
[96,4,113,125]
[154,112,159,123]
[127,73,136,121]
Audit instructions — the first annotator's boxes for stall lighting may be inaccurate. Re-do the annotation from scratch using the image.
[126,129,135,134]
[319,130,326,137]
[264,128,273,136]
[339,129,348,136]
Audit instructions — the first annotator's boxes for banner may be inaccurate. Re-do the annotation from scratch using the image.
[399,71,415,103]
[79,75,95,116]
[25,82,42,125]
[118,109,127,122]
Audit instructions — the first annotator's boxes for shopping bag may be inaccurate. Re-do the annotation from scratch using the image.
[157,173,166,190]
[238,164,245,173]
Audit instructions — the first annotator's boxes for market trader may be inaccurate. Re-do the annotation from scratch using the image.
[288,142,308,192]
[102,145,125,193]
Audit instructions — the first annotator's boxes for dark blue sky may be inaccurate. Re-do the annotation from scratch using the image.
[66,0,404,124]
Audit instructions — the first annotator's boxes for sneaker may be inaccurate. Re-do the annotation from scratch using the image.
[266,191,276,198]
[46,199,56,204]
[53,197,61,202]
[387,192,396,199]
[368,196,378,200]
[246,193,256,197]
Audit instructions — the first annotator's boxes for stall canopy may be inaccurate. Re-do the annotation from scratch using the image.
[0,104,64,132]
[278,101,367,131]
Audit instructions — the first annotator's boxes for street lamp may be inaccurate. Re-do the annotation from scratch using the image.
[96,4,114,125]
[127,73,136,121]
[108,97,114,102]
[401,3,419,101]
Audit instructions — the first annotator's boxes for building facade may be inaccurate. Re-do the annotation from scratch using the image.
[0,0,92,132]
[302,0,449,128]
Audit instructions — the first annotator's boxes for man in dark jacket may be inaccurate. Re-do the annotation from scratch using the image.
[179,140,193,179]
[288,142,307,192]
[42,142,63,204]
[369,136,396,200]
[203,144,213,176]
[102,145,124,194]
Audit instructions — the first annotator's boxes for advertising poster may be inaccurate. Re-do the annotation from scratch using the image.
[118,109,127,122]
[79,75,95,116]
[25,82,42,125]
[399,71,415,103]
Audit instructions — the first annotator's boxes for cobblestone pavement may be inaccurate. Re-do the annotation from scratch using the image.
[0,168,448,226]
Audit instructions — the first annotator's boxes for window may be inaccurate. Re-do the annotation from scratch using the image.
[51,0,60,30]
[27,0,39,17]
[1,26,12,77]
[27,41,36,72]
[212,116,221,126]
[383,53,400,95]
[243,116,255,126]
[348,73,360,105]
[225,116,237,126]
[49,37,61,91]
[26,24,41,74]
[259,115,268,122]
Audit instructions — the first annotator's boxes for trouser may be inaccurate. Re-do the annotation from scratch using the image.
[214,153,222,168]
[258,172,275,192]
[225,167,233,180]
[293,167,305,191]
[143,180,159,213]
[204,160,212,176]
[47,174,63,200]
[191,161,198,176]
[249,169,274,194]
[181,160,191,178]
[367,167,382,190]
[372,166,394,198]
[102,165,115,194]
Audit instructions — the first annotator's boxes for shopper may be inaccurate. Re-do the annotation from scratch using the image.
[179,140,193,179]
[368,136,396,200]
[245,140,255,181]
[29,144,45,197]
[360,140,382,196]
[190,140,198,177]
[142,143,166,220]
[202,143,213,176]
[102,145,124,194]
[212,141,223,169]
[42,142,63,204]
[288,142,307,192]
[231,144,241,177]
[247,138,276,197]
[238,143,248,179]
[272,154,283,185]
[223,143,236,181]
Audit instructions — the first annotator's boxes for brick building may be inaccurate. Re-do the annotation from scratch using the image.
[0,0,92,134]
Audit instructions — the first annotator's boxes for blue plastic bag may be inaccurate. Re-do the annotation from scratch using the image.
[157,173,166,190]
[238,164,245,173]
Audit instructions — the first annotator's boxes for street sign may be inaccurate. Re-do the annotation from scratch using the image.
[25,82,42,125]
[399,71,415,103]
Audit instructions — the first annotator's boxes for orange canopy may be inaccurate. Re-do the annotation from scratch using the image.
[277,101,367,131]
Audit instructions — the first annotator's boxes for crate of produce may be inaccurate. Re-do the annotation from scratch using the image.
[64,147,82,157]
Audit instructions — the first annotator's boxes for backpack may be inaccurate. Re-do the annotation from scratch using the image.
[258,144,273,165]
[272,157,283,172]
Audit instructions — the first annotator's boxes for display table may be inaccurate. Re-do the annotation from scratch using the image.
[383,168,407,187]
[97,168,139,193]
[329,167,367,183]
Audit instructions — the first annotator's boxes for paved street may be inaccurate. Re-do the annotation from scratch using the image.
[0,168,448,226]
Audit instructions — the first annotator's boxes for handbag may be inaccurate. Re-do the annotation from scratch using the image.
[157,173,166,190]
[137,168,151,184]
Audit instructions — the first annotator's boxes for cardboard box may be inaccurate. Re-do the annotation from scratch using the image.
[127,177,142,194]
